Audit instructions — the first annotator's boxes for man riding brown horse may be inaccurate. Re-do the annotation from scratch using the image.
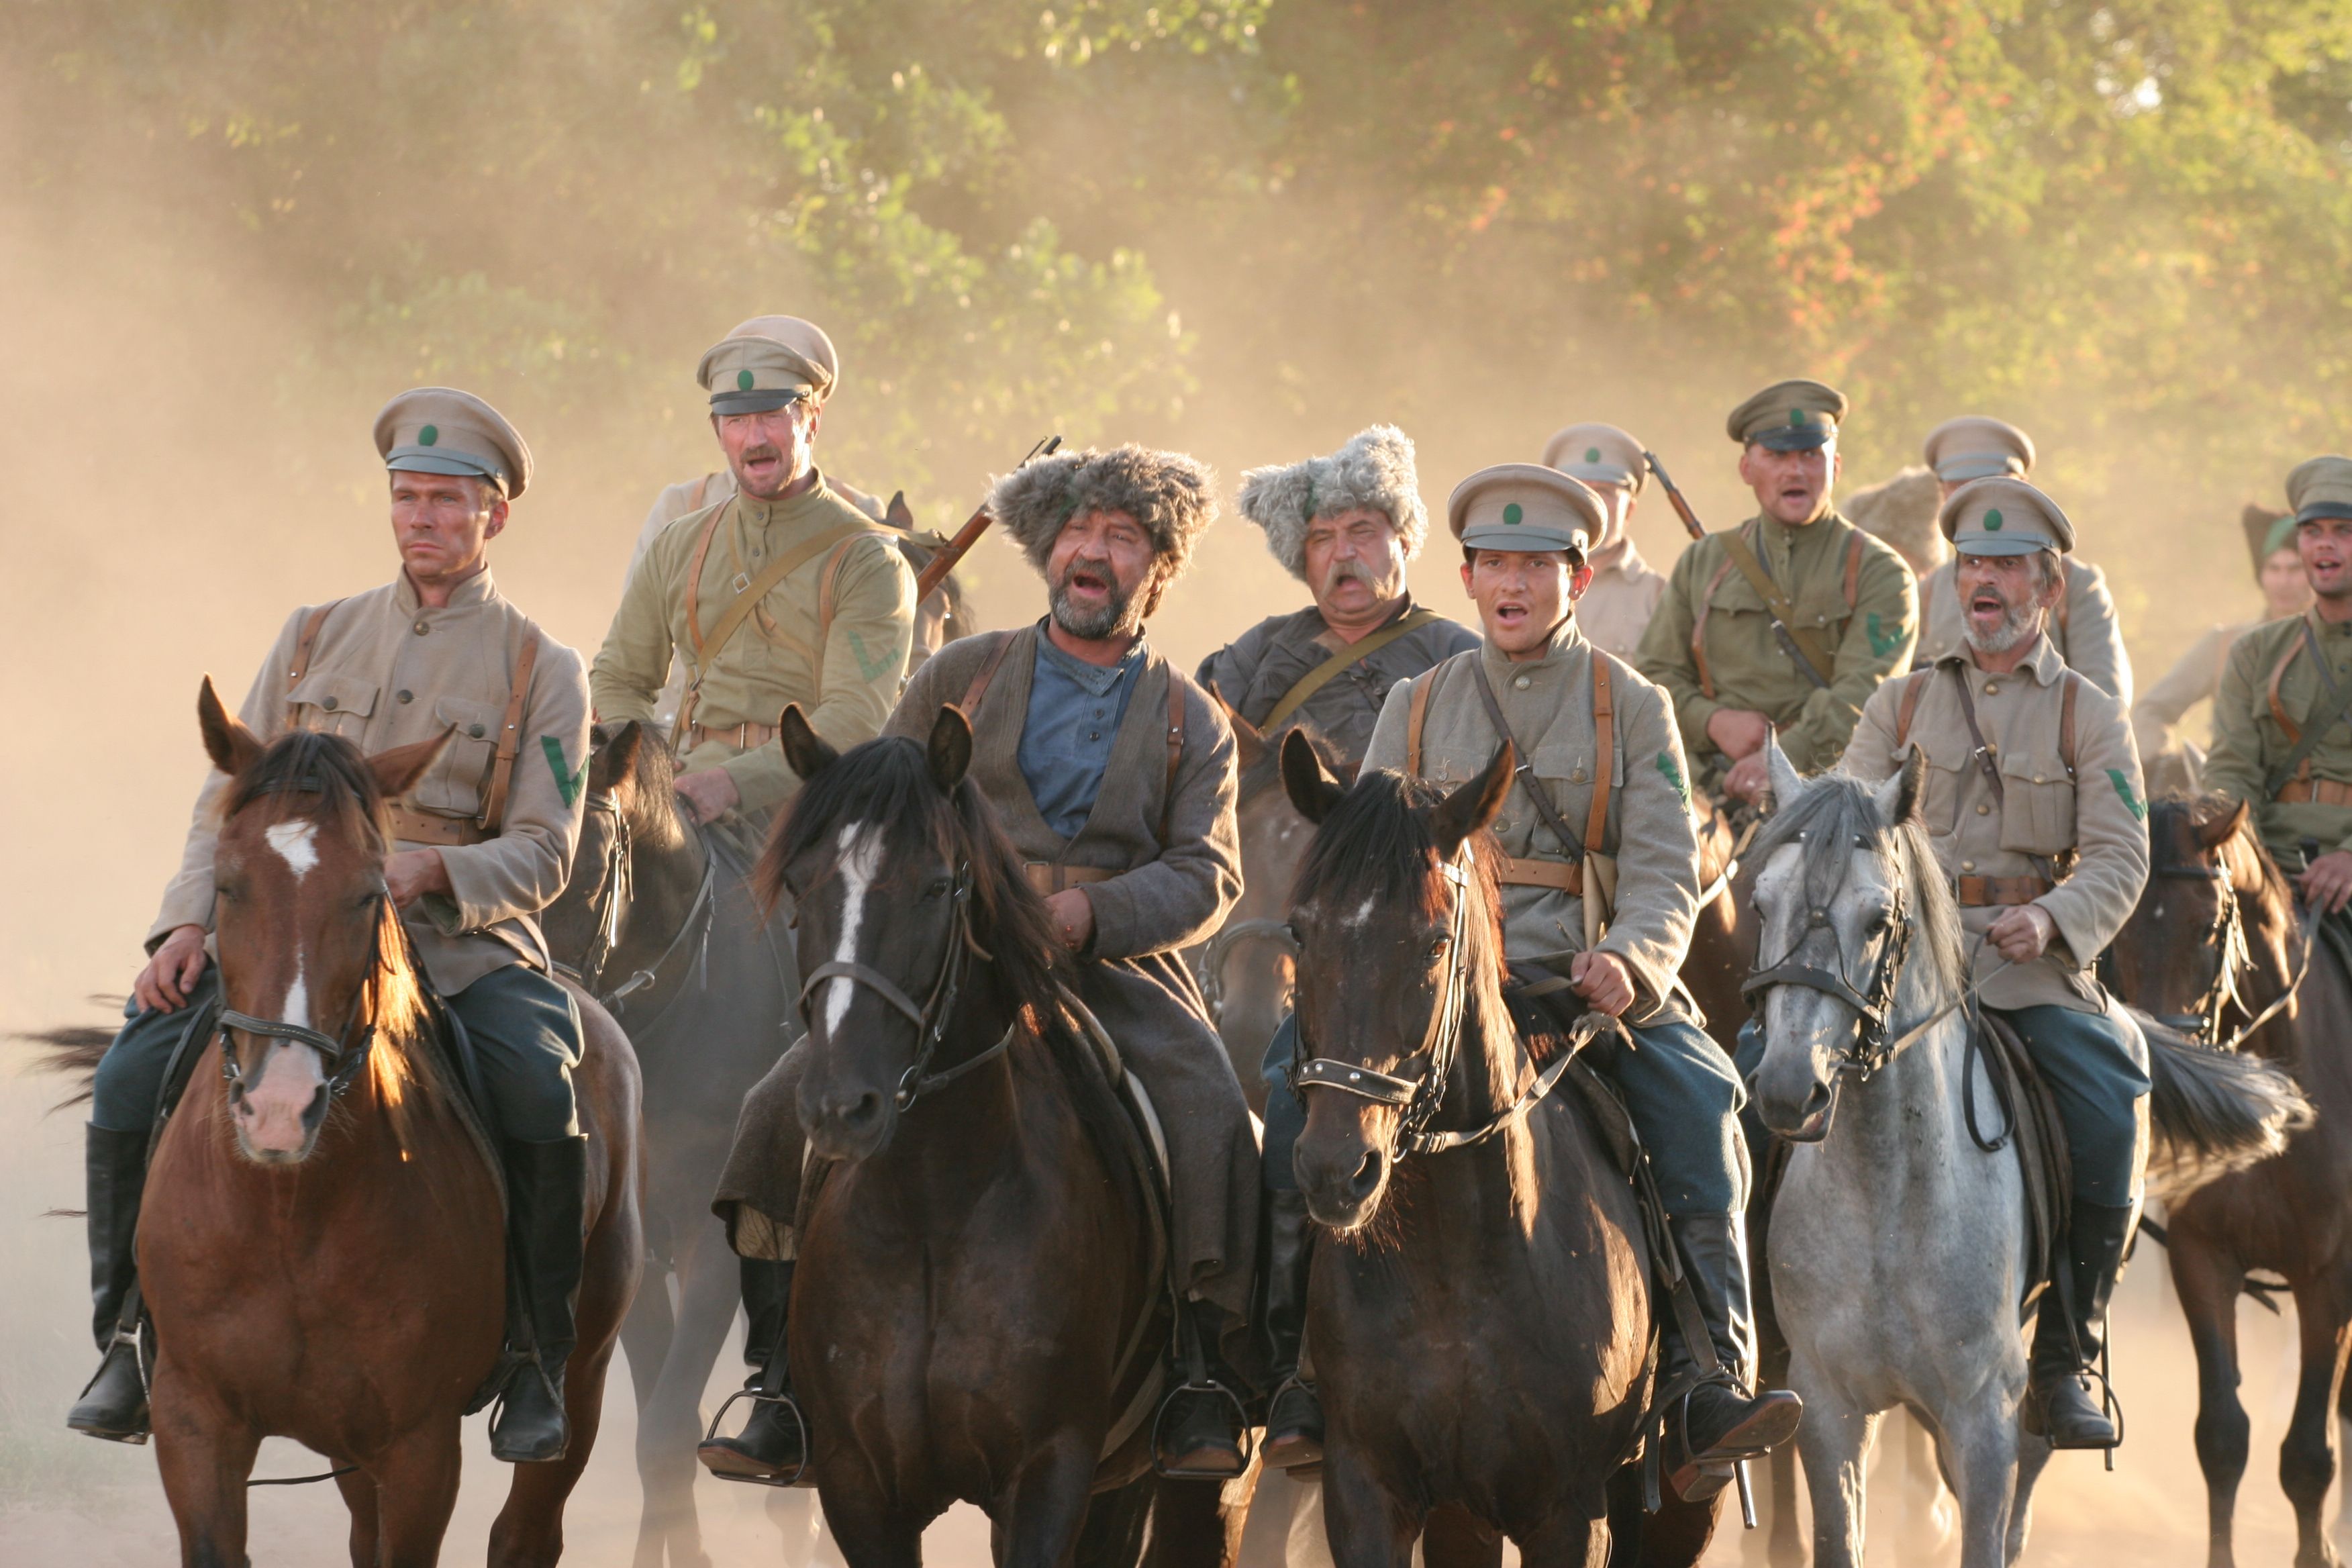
[70,388,599,1465]
[1259,462,1803,1500]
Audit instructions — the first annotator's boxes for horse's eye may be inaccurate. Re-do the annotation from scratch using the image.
[924,877,953,900]
[1428,936,1451,961]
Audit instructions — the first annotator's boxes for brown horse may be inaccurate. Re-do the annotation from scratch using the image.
[755,703,1230,1568]
[2102,793,2352,1568]
[127,682,642,1567]
[1277,732,1715,1568]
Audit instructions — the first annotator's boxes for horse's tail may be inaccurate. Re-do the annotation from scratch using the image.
[18,1006,121,1108]
[2141,1011,2314,1202]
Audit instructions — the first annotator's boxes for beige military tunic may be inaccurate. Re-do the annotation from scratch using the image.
[150,570,591,994]
[1364,622,1702,1020]
[1840,638,2149,1013]
[591,480,917,818]
[1918,556,2133,704]
[1576,538,1670,659]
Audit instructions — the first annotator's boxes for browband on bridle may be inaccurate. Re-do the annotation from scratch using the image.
[1740,830,1917,1079]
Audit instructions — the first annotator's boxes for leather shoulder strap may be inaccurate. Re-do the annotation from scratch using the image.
[959,629,1020,717]
[1718,525,1838,684]
[1894,667,1932,748]
[1469,660,1587,861]
[1843,530,1864,611]
[1260,607,1442,733]
[2059,670,2080,779]
[1947,661,2005,811]
[1584,656,1615,856]
[809,532,871,693]
[1160,665,1189,845]
[2261,622,2352,798]
[681,502,728,663]
[475,634,541,832]
[1690,556,1738,700]
[1406,669,1436,776]
[283,599,345,728]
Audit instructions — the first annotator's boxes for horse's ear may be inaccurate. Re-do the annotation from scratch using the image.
[1280,726,1345,823]
[928,705,974,793]
[1228,706,1268,775]
[1763,732,1805,815]
[779,704,837,783]
[369,730,454,799]
[595,720,644,792]
[196,676,264,778]
[1873,747,1926,828]
[1430,740,1514,857]
[2200,796,2251,851]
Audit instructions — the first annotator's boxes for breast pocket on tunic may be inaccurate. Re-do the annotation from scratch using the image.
[415,695,501,816]
[1998,752,2077,856]
[285,673,377,740]
[1904,741,1971,835]
[1525,740,1599,856]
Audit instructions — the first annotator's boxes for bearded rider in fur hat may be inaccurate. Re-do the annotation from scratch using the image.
[710,444,1267,1476]
[1198,425,1477,773]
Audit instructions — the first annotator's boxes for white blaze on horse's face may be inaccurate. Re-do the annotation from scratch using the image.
[233,816,332,1161]
[820,822,885,1036]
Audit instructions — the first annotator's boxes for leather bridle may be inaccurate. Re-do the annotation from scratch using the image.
[217,887,391,1104]
[795,864,1011,1110]
[554,789,716,1017]
[1195,918,1299,1026]
[1740,831,1920,1080]
[2104,841,2242,1044]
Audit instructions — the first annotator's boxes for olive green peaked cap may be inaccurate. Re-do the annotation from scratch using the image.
[2287,456,2352,524]
[1726,378,1847,451]
[1541,422,1647,495]
[1939,475,2075,557]
[1449,463,1600,556]
[698,315,839,413]
[374,387,532,499]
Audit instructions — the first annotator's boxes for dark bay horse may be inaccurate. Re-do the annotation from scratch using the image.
[126,682,642,1567]
[1277,732,1714,1568]
[755,703,1228,1568]
[2102,793,2352,1568]
[540,719,809,1568]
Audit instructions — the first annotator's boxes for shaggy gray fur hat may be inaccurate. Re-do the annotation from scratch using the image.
[987,444,1218,581]
[1845,464,1947,575]
[1235,425,1428,581]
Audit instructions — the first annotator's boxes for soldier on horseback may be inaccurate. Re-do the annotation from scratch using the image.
[1634,379,1918,807]
[1831,477,2153,1448]
[587,315,919,1481]
[1911,417,2134,702]
[1197,424,1477,771]
[1261,462,1804,1500]
[71,389,599,1463]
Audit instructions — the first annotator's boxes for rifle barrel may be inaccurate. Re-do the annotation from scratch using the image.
[911,434,1062,600]
[1642,450,1709,542]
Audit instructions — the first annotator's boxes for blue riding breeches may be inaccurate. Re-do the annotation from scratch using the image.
[1261,1010,1750,1216]
[91,961,582,1142]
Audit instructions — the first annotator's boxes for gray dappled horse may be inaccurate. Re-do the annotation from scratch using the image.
[1746,744,2306,1568]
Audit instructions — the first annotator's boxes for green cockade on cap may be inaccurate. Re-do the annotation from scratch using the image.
[1502,503,1524,526]
[418,424,439,446]
[1585,447,1602,463]
[737,369,756,391]
[1788,409,1808,427]
[1984,508,2004,531]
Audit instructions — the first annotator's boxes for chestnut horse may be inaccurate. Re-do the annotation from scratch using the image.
[754,704,1230,1568]
[1277,733,1715,1568]
[134,682,642,1567]
[2101,794,2352,1568]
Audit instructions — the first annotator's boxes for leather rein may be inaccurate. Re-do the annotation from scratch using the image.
[794,863,1014,1110]
[1290,843,1592,1159]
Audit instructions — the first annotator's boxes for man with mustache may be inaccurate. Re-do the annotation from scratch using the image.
[1197,424,1477,772]
[1911,417,2134,702]
[2208,458,2352,916]
[1635,379,1918,807]
[591,315,917,1481]
[70,389,598,1463]
[712,444,1263,1476]
[1540,421,1669,658]
[1256,464,1802,1496]
[1834,476,2151,1449]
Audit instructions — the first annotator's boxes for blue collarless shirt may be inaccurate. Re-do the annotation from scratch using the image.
[1019,623,1146,840]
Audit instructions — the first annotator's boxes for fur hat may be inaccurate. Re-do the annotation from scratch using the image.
[1235,426,1428,581]
[1844,464,1946,575]
[987,444,1218,581]
[2243,502,2294,578]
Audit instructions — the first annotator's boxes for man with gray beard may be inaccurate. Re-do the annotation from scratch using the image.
[1830,476,2151,1451]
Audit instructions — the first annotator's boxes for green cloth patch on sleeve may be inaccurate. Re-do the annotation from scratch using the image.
[849,628,903,683]
[2106,768,2146,822]
[542,735,587,807]
[1867,610,1906,659]
[1656,749,1690,807]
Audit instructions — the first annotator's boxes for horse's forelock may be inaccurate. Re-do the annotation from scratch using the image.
[1757,772,1965,999]
[224,730,389,859]
[1294,770,1498,920]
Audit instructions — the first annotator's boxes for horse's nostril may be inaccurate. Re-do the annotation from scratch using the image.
[1346,1149,1383,1199]
[839,1091,883,1132]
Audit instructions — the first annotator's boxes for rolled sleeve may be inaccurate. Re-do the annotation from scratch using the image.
[1083,680,1242,961]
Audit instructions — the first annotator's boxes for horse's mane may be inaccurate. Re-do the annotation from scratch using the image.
[1293,768,1502,919]
[597,722,687,856]
[1754,771,1968,1003]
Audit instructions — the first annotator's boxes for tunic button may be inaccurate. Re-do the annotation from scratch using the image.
[1514,675,1532,690]
[1570,769,1587,783]
[322,696,338,711]
[1976,803,1990,816]
[469,724,487,738]
[1962,859,1976,871]
[2033,774,2045,784]
[1984,681,2000,695]
[396,689,413,704]
[413,620,430,636]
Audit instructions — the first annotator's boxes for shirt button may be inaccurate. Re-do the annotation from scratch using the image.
[1514,675,1532,690]
[396,689,413,704]
[1088,731,1101,741]
[1963,859,1977,871]
[469,724,487,738]
[413,620,430,636]
[1976,803,1990,816]
[322,695,338,711]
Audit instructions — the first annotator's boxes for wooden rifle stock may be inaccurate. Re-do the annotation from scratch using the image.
[914,434,1062,601]
[1642,450,1709,542]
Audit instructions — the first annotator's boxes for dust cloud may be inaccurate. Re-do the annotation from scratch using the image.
[0,19,2311,1568]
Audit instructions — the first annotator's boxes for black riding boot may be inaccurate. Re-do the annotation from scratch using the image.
[1663,1212,1804,1502]
[489,1136,589,1465]
[1155,1301,1248,1478]
[2022,1200,2134,1449]
[1261,1187,1324,1470]
[697,1260,812,1483]
[66,1125,153,1442]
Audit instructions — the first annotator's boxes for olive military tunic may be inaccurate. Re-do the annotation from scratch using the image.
[2206,611,2352,866]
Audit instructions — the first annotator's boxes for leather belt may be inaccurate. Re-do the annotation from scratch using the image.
[1023,864,1117,895]
[1954,874,2053,907]
[2276,777,2352,807]
[388,802,494,847]
[689,720,779,750]
[1495,854,1581,895]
